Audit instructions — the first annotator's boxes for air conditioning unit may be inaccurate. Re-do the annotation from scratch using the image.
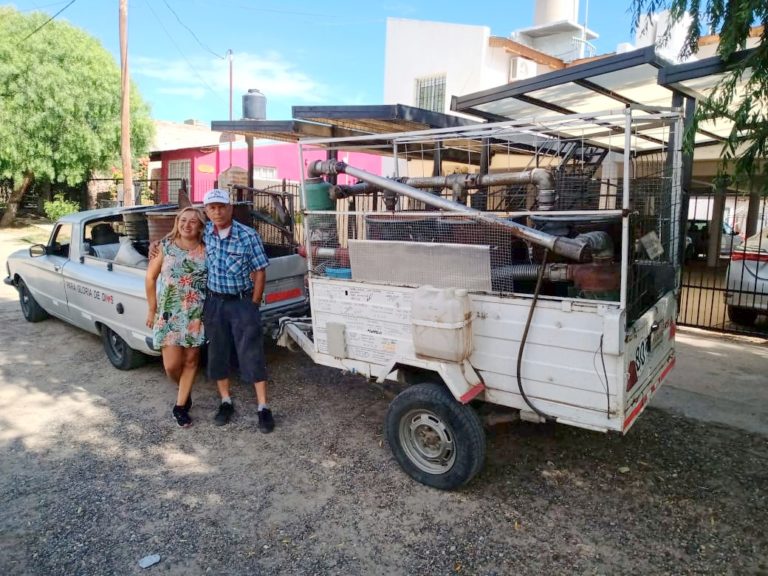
[509,57,537,82]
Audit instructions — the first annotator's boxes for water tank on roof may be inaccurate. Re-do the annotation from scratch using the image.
[534,0,579,26]
[242,88,266,120]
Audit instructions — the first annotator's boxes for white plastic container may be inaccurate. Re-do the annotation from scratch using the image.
[411,285,473,362]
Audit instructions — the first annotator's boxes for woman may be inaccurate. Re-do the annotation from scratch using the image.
[145,207,208,427]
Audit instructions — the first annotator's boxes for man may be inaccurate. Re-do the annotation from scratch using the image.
[201,188,274,432]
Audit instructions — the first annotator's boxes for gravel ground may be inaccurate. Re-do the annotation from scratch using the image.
[1,230,767,575]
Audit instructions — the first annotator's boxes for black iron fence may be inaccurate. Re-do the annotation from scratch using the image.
[678,185,768,336]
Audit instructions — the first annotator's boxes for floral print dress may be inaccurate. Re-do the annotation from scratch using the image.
[152,240,207,349]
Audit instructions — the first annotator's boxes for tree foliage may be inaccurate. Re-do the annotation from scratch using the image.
[631,1,767,190]
[0,7,154,225]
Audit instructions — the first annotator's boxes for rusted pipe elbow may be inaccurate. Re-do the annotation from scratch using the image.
[308,160,347,178]
[531,168,556,210]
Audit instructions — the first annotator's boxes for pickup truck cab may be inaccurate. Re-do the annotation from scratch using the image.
[5,203,309,369]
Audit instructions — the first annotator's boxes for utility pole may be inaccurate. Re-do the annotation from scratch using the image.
[228,49,233,169]
[119,0,133,206]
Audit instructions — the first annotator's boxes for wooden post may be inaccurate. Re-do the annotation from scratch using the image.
[119,0,133,206]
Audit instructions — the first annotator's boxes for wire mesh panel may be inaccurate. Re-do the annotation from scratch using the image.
[300,109,684,330]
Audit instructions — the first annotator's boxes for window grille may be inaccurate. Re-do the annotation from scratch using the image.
[167,160,190,202]
[253,166,278,180]
[415,75,446,113]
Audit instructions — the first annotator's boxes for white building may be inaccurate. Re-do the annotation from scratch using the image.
[384,0,596,115]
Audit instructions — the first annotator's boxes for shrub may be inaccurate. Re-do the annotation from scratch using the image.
[43,194,80,221]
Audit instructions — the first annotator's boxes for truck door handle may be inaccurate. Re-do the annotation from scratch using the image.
[650,322,660,332]
[54,265,61,272]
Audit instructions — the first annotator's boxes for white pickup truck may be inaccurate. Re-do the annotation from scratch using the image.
[4,204,309,369]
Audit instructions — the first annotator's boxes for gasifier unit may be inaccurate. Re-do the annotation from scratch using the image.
[279,108,683,489]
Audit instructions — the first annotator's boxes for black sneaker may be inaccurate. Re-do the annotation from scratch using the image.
[214,401,234,426]
[172,405,192,428]
[183,394,192,412]
[258,408,275,434]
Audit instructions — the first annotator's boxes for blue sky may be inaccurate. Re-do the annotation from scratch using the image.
[11,0,638,124]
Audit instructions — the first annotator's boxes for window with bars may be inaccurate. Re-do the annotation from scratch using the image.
[167,159,190,202]
[414,75,446,113]
[253,166,278,180]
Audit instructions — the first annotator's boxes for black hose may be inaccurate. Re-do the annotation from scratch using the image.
[515,249,552,422]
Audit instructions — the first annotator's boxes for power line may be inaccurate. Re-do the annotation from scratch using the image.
[142,0,226,106]
[18,0,77,44]
[161,0,226,60]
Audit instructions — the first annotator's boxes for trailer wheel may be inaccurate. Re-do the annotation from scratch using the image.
[18,279,50,322]
[385,383,486,490]
[101,325,146,370]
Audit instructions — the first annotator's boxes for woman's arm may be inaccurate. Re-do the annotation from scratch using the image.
[145,249,164,328]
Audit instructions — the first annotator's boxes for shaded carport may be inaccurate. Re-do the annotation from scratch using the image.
[451,45,763,335]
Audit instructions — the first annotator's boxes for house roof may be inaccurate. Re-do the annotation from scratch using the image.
[151,120,229,153]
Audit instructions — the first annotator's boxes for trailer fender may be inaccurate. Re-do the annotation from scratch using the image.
[379,359,485,404]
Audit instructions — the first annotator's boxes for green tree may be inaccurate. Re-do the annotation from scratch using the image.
[631,1,767,190]
[0,7,154,226]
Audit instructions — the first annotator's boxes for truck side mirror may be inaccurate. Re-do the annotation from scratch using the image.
[29,244,47,257]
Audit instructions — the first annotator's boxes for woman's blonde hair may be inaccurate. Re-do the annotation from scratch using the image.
[163,206,206,243]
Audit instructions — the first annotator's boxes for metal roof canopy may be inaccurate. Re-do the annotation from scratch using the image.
[212,105,479,143]
[213,105,487,163]
[209,119,370,143]
[292,104,479,133]
[453,46,756,153]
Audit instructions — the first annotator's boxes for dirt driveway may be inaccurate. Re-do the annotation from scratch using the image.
[1,226,766,575]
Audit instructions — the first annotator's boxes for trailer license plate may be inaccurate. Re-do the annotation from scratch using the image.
[635,330,663,375]
[650,327,664,350]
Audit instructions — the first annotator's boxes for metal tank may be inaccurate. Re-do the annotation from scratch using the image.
[534,0,579,26]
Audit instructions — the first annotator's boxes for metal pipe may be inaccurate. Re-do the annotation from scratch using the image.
[494,262,621,291]
[309,160,591,262]
[323,168,556,208]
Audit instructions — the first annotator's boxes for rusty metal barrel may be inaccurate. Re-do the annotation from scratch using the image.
[147,211,178,243]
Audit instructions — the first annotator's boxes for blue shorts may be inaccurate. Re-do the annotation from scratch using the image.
[203,293,268,384]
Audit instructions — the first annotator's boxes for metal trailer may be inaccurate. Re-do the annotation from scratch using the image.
[278,108,683,490]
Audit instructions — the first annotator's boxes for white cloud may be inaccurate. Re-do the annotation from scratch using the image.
[133,51,329,104]
[157,86,207,99]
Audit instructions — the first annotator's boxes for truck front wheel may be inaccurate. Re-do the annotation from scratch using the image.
[385,383,486,490]
[18,279,49,322]
[101,325,146,370]
[727,306,757,326]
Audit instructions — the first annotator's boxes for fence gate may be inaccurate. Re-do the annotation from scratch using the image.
[678,184,768,337]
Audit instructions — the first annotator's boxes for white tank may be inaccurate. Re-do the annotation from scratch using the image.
[411,286,473,362]
[534,0,579,25]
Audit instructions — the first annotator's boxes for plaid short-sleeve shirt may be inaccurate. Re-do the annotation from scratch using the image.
[204,220,269,294]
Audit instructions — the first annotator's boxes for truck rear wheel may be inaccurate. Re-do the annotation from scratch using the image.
[385,382,486,490]
[727,306,757,326]
[18,279,49,322]
[101,325,146,370]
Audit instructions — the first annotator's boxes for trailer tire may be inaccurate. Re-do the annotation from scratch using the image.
[385,383,486,490]
[101,325,146,370]
[18,278,50,322]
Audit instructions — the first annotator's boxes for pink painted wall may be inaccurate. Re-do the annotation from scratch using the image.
[160,142,382,203]
[159,148,217,203]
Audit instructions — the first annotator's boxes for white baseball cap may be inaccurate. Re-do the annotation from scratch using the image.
[203,188,231,205]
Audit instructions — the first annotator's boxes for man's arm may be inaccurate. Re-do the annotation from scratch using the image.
[251,269,266,305]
